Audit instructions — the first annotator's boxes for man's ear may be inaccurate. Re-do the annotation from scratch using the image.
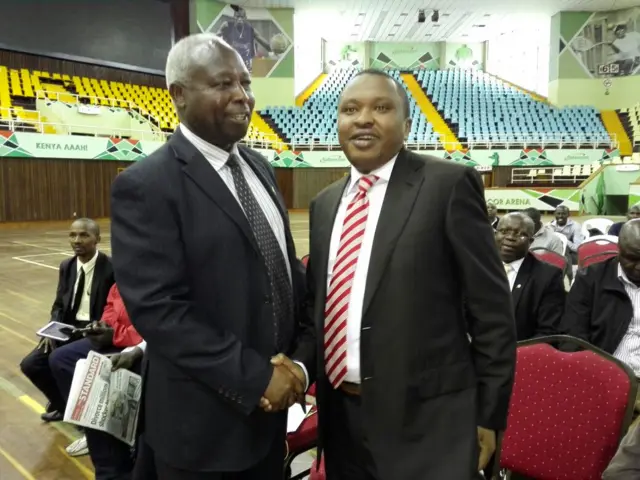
[404,117,412,140]
[169,83,186,110]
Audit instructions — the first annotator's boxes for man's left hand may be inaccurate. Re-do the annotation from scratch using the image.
[85,321,115,349]
[477,426,496,472]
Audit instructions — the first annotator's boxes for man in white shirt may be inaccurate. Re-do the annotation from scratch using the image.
[277,69,516,479]
[19,218,114,422]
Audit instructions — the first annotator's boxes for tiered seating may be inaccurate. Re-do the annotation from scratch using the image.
[618,103,640,149]
[415,69,611,146]
[261,68,438,146]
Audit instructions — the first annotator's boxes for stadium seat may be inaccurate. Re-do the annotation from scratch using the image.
[577,237,619,269]
[413,69,611,146]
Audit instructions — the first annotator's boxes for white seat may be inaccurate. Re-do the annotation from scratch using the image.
[553,231,568,255]
[582,218,615,238]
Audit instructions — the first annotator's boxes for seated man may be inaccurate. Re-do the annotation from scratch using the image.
[522,207,565,256]
[51,284,144,479]
[19,218,114,422]
[562,219,640,376]
[496,213,566,340]
[609,203,640,237]
[550,205,584,280]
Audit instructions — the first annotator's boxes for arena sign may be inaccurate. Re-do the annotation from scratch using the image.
[485,188,581,212]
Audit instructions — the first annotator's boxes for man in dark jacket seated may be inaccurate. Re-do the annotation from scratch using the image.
[562,219,640,379]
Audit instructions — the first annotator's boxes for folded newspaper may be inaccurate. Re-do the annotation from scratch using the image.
[64,351,142,446]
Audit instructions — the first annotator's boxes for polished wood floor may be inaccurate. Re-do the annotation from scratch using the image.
[0,214,310,480]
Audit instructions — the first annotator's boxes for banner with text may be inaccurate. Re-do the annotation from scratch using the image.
[485,188,581,211]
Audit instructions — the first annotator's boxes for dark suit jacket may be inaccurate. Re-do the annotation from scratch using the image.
[109,129,311,472]
[562,257,630,354]
[50,252,114,326]
[511,253,565,341]
[295,149,516,480]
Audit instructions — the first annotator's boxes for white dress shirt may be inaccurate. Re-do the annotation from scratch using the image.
[180,124,290,277]
[503,257,525,291]
[74,250,99,322]
[326,155,397,384]
[614,265,640,376]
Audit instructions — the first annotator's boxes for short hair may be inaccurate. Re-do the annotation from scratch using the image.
[555,205,569,213]
[500,212,535,237]
[522,207,541,224]
[165,33,230,89]
[73,217,100,236]
[350,69,411,119]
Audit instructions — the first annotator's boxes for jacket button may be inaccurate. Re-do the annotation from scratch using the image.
[263,295,272,304]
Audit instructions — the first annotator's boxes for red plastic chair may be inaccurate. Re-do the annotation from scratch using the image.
[578,239,618,269]
[531,248,567,271]
[498,335,637,480]
[285,382,318,479]
[309,457,325,480]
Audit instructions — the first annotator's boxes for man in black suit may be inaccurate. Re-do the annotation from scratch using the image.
[274,70,516,479]
[487,201,500,230]
[496,213,565,340]
[110,33,311,480]
[562,219,640,369]
[19,218,114,421]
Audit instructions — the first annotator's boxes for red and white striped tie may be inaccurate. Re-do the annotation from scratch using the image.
[324,174,379,388]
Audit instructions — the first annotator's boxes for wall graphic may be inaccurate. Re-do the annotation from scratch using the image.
[561,8,640,78]
[485,188,581,211]
[444,43,485,70]
[369,42,440,70]
[323,42,366,72]
[196,2,294,78]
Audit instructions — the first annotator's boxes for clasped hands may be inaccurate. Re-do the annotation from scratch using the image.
[260,354,306,412]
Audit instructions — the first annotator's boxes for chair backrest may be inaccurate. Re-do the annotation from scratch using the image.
[578,238,618,268]
[531,248,567,271]
[500,336,637,480]
[552,231,568,255]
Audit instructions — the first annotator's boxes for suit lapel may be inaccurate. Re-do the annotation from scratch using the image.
[171,130,260,255]
[89,253,105,316]
[362,150,424,320]
[512,254,534,309]
[64,258,78,314]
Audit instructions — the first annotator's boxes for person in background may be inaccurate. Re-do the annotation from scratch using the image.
[496,213,565,340]
[487,201,499,230]
[19,218,114,422]
[51,283,143,478]
[562,219,640,379]
[522,207,565,256]
[609,203,640,237]
[550,205,583,280]
[275,69,516,479]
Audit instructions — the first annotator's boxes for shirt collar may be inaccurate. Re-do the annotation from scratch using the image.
[77,250,99,272]
[505,256,525,273]
[179,123,241,171]
[618,263,639,289]
[344,154,398,197]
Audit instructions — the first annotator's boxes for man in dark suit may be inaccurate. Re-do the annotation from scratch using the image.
[274,69,516,479]
[496,213,565,340]
[487,201,500,230]
[19,218,114,422]
[562,219,640,366]
[110,33,311,480]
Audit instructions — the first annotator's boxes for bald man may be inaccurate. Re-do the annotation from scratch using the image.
[563,219,640,376]
[609,203,640,237]
[496,213,565,341]
[110,34,312,479]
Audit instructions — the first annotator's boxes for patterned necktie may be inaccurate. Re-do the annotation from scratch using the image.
[226,154,293,349]
[324,174,379,388]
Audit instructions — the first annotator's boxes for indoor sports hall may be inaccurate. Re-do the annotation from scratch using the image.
[1,0,640,478]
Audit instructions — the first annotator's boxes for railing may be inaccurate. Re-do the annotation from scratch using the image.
[36,90,164,135]
[0,106,41,123]
[511,166,594,185]
[459,133,618,150]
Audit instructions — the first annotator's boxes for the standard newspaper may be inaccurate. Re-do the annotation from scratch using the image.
[64,350,142,446]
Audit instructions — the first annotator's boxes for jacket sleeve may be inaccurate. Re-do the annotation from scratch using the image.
[110,168,273,416]
[533,267,566,337]
[101,285,143,348]
[446,167,517,431]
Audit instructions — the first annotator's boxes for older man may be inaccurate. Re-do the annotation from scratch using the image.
[110,34,312,480]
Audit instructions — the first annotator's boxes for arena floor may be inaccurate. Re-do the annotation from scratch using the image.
[0,212,614,478]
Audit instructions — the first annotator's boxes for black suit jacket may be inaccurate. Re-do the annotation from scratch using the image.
[295,149,516,480]
[110,129,311,472]
[511,253,565,341]
[50,252,114,326]
[562,257,631,353]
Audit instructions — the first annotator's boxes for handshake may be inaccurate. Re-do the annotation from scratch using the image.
[260,354,306,412]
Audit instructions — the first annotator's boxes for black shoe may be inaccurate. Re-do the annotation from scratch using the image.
[41,410,63,422]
